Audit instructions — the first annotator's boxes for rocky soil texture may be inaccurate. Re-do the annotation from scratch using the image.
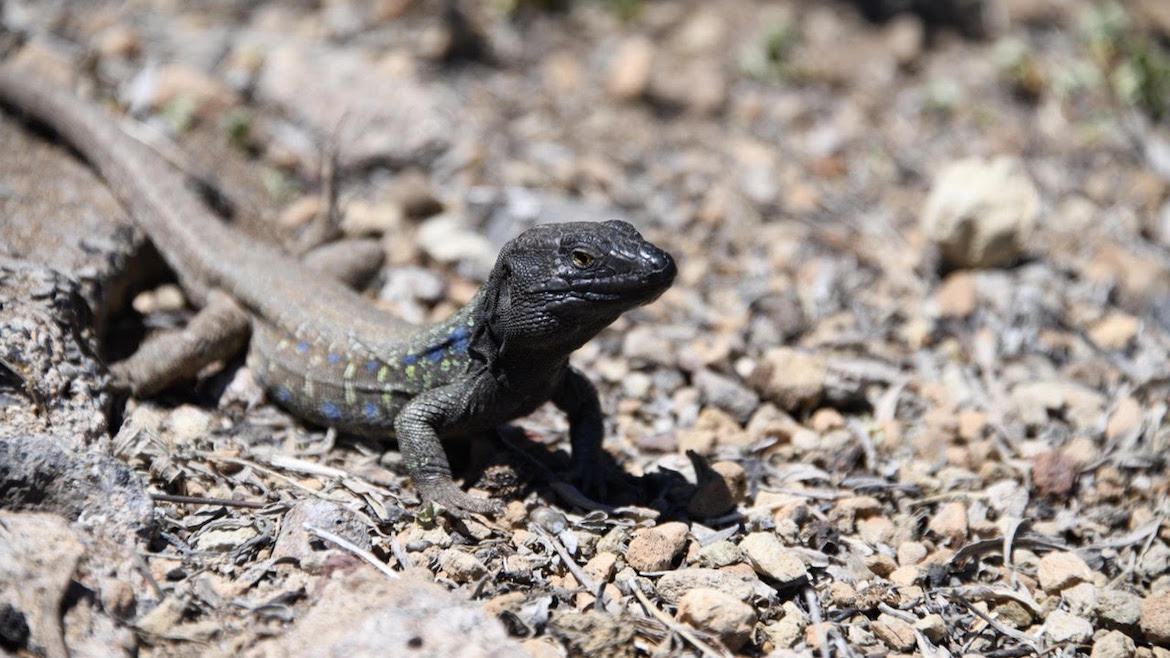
[2,0,1170,656]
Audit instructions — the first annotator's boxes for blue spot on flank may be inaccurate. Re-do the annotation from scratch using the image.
[364,402,378,418]
[277,387,292,403]
[321,401,341,420]
[450,326,470,354]
[295,341,310,353]
[426,347,444,363]
[327,352,341,364]
[403,354,418,365]
[366,359,379,372]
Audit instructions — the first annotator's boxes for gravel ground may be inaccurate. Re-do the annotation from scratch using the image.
[2,1,1170,656]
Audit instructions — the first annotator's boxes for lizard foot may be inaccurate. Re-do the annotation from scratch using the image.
[568,459,608,503]
[416,480,503,517]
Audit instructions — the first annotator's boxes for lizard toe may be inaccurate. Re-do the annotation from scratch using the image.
[417,480,503,517]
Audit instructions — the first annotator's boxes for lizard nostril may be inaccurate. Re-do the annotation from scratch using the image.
[641,244,676,280]
[641,244,662,267]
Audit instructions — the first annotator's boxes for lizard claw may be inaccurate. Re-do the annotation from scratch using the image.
[415,479,503,518]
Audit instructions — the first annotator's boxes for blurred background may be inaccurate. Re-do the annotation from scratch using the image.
[5,0,1169,317]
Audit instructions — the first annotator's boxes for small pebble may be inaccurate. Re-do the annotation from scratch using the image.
[438,549,488,584]
[1091,629,1137,658]
[921,155,1039,268]
[693,368,759,425]
[915,613,946,642]
[927,501,968,546]
[866,553,897,578]
[748,347,827,410]
[1037,551,1093,593]
[1063,582,1099,617]
[1098,588,1142,628]
[739,532,808,584]
[1044,610,1093,643]
[583,552,618,583]
[871,613,916,651]
[1141,592,1170,646]
[676,588,755,651]
[654,568,756,604]
[889,565,919,587]
[897,541,928,566]
[625,522,688,572]
[607,36,654,100]
[828,581,857,607]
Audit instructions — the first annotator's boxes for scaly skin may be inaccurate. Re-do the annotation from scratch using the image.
[0,65,677,515]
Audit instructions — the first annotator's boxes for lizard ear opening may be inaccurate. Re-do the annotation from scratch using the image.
[472,261,510,363]
[478,262,510,324]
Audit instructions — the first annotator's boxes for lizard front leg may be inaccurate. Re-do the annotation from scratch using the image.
[552,366,607,497]
[394,383,503,516]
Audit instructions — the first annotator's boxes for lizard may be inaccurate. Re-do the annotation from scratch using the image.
[0,64,676,515]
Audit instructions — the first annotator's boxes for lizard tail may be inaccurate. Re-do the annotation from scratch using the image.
[0,65,244,305]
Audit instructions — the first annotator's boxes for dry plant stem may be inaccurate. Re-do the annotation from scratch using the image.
[295,427,337,456]
[1126,516,1164,583]
[266,453,351,478]
[390,537,412,570]
[877,602,916,623]
[627,578,729,658]
[913,628,945,658]
[200,452,332,499]
[804,587,830,658]
[150,493,265,509]
[1003,516,1028,575]
[1091,517,1162,551]
[951,592,1041,653]
[203,452,387,529]
[303,522,398,579]
[947,535,1067,569]
[846,418,877,472]
[133,551,166,600]
[534,526,603,604]
[941,585,1042,616]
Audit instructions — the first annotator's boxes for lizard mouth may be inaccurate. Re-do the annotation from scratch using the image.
[551,246,677,305]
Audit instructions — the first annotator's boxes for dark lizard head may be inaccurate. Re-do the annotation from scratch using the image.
[477,220,676,353]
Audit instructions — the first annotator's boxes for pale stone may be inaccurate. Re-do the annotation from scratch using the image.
[677,588,755,651]
[1037,551,1092,593]
[739,532,808,584]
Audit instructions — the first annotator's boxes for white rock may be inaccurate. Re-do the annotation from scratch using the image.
[921,155,1040,268]
[1091,630,1136,658]
[677,588,755,651]
[438,549,488,583]
[1038,551,1093,593]
[739,532,808,584]
[1096,588,1142,627]
[1044,610,1093,643]
[1062,582,1098,617]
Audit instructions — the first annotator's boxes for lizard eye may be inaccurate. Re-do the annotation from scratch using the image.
[571,250,594,268]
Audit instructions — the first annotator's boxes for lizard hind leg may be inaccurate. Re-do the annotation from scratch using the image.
[110,290,249,396]
[111,238,382,398]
